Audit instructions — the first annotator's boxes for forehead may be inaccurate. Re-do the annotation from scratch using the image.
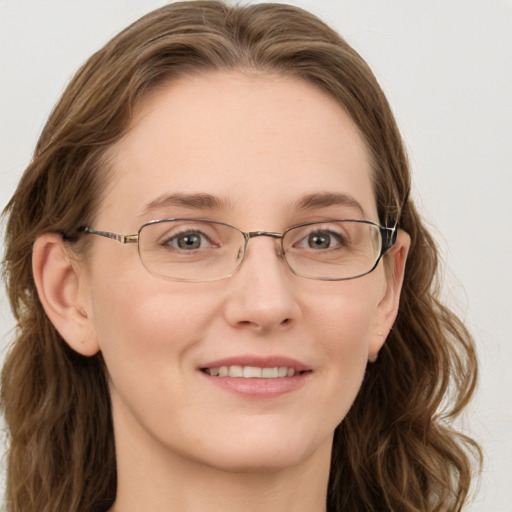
[101,71,376,228]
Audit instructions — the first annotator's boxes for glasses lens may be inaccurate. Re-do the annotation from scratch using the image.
[283,220,382,280]
[138,220,245,281]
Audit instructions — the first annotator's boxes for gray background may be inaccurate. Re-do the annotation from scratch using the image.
[1,1,511,510]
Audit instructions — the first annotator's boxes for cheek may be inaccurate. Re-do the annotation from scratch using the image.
[301,279,382,413]
[305,278,381,351]
[91,279,215,360]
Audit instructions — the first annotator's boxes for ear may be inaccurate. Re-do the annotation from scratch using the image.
[32,233,100,356]
[368,229,410,361]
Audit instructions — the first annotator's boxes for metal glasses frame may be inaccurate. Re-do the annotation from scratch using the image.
[81,218,398,282]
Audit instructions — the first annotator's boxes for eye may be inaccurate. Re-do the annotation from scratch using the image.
[164,230,215,250]
[296,229,346,250]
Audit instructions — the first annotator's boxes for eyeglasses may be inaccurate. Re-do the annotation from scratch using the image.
[82,218,397,282]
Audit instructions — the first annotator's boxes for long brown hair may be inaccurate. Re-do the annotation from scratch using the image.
[1,2,481,511]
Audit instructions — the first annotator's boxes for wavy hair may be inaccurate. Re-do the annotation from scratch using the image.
[1,2,481,511]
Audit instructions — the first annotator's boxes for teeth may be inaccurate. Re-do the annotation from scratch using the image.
[243,366,262,378]
[261,367,278,378]
[230,365,243,377]
[205,365,297,378]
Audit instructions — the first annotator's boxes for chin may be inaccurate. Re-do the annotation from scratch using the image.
[202,449,314,474]
[188,427,334,475]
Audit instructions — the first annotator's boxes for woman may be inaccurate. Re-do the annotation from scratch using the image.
[1,2,481,511]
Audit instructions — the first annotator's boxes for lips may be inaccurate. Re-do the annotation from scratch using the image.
[199,356,312,398]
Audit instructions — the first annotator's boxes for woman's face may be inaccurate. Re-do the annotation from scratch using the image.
[78,71,405,474]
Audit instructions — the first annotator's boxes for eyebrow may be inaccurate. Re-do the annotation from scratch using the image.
[139,191,367,220]
[293,192,367,217]
[139,193,228,219]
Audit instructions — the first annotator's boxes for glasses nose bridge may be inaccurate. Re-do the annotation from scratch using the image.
[246,230,283,241]
[241,230,285,261]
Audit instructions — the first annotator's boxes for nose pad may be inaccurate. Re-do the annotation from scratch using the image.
[274,242,285,259]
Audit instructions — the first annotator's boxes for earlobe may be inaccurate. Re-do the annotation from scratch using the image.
[32,233,100,356]
[368,229,410,361]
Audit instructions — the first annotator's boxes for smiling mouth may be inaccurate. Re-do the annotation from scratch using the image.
[202,365,310,378]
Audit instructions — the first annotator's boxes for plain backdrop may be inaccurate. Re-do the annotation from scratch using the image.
[0,1,511,510]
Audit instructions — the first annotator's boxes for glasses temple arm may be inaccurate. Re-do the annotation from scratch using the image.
[82,227,138,244]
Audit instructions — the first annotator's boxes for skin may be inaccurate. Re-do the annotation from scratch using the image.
[33,71,409,512]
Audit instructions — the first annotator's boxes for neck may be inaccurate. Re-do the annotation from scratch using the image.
[112,456,331,512]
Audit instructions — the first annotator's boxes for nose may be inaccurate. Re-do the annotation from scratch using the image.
[223,236,301,334]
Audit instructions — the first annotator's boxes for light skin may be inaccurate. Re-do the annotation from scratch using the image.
[33,71,409,512]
